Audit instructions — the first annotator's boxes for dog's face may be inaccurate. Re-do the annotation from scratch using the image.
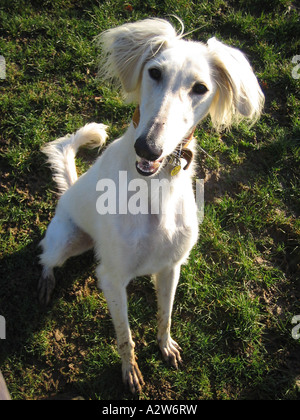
[134,41,216,176]
[99,19,264,177]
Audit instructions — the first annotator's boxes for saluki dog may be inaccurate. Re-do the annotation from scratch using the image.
[39,18,264,393]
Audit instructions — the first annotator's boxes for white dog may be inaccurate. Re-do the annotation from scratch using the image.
[39,18,264,393]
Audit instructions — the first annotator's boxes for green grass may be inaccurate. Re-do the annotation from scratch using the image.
[0,0,299,400]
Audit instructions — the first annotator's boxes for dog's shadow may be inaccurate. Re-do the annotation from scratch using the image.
[0,237,158,399]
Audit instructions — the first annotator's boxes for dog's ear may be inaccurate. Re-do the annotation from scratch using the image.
[207,37,264,130]
[97,19,178,101]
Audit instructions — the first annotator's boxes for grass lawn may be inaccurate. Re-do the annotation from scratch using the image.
[0,0,299,400]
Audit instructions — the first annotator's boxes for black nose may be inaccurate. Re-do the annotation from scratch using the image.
[134,135,163,161]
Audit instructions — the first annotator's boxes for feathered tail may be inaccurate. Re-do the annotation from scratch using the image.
[42,123,108,194]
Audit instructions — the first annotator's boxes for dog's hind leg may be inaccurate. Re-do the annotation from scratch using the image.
[154,264,183,369]
[38,213,93,305]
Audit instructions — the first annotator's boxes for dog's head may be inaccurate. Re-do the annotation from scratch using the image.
[98,18,264,177]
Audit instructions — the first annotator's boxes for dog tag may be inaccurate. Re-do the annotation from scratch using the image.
[171,165,181,176]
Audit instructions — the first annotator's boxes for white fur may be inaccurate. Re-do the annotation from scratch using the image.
[41,123,108,194]
[39,18,264,393]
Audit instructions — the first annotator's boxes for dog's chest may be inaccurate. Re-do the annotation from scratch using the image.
[118,211,197,276]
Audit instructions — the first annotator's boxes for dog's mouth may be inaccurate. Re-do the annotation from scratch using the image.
[135,156,164,177]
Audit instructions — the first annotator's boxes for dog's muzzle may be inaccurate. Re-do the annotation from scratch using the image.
[134,134,163,177]
[133,107,165,176]
[132,106,194,177]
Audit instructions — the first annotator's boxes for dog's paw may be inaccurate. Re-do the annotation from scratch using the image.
[122,359,145,394]
[38,270,55,306]
[159,336,182,369]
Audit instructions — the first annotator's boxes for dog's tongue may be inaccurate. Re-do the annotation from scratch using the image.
[136,158,161,174]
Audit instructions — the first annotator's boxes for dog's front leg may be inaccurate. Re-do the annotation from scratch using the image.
[96,266,144,393]
[154,265,182,369]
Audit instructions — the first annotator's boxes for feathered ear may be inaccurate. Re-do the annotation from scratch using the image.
[207,37,264,131]
[97,18,179,102]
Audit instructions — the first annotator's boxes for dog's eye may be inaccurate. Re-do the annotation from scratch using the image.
[192,83,208,95]
[148,68,162,81]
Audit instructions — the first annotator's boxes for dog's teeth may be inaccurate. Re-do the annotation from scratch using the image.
[136,157,162,174]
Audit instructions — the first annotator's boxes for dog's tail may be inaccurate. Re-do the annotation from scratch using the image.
[42,123,108,195]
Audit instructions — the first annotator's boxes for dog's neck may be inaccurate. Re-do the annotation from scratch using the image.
[132,106,195,175]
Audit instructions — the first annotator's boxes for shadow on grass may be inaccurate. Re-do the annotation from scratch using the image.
[0,239,116,399]
[0,238,153,400]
